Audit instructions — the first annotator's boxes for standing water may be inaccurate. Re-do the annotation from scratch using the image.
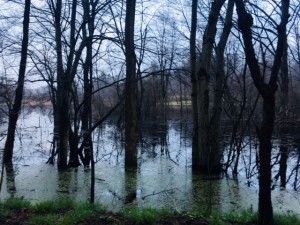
[0,109,300,216]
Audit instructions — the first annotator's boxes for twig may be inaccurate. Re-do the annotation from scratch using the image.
[0,155,4,193]
[141,188,178,200]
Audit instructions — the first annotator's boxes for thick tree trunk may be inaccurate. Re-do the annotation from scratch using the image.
[195,0,225,174]
[3,0,31,164]
[124,0,137,168]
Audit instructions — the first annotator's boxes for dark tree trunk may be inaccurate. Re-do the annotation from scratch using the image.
[47,83,58,165]
[276,42,289,189]
[209,0,234,174]
[194,0,225,174]
[124,0,137,168]
[294,151,300,190]
[276,145,288,188]
[190,0,199,171]
[124,169,137,204]
[5,163,16,197]
[3,0,31,164]
[234,1,290,224]
[54,0,69,170]
[79,0,94,167]
[54,0,87,170]
[67,0,81,168]
[258,97,275,224]
[68,127,80,167]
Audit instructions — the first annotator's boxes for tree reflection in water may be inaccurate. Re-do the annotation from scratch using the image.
[0,111,299,215]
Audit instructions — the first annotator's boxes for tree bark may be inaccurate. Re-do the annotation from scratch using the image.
[124,0,137,168]
[3,0,31,164]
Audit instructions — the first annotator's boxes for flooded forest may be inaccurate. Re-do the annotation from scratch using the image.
[0,0,300,224]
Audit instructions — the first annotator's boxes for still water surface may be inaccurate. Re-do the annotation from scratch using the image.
[0,110,300,216]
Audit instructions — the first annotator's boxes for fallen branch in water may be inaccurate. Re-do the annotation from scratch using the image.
[141,188,178,200]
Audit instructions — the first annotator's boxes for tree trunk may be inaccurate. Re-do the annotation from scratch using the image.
[190,0,199,171]
[124,0,137,168]
[195,0,225,174]
[3,0,31,164]
[54,0,69,170]
[209,0,234,174]
[79,0,94,167]
[54,0,87,170]
[277,43,289,188]
[258,97,275,224]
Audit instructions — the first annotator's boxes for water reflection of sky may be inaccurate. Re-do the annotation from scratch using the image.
[0,110,300,217]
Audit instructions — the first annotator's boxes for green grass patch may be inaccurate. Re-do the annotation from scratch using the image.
[58,208,95,225]
[0,207,10,218]
[29,214,59,225]
[274,213,300,225]
[220,209,258,224]
[0,198,31,219]
[122,207,171,224]
[1,198,300,225]
[0,198,31,210]
[30,201,102,225]
[74,201,105,212]
[33,198,75,214]
[189,207,300,225]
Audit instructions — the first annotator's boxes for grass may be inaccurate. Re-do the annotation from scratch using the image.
[29,214,59,225]
[122,207,171,224]
[274,213,300,225]
[0,198,299,225]
[0,197,31,209]
[57,208,95,225]
[206,210,258,225]
[33,198,75,213]
[30,199,106,225]
[0,197,31,218]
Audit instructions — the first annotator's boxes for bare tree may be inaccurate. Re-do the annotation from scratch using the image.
[193,0,226,174]
[190,0,199,170]
[234,0,290,224]
[3,0,31,164]
[53,0,70,169]
[209,0,234,173]
[124,0,137,168]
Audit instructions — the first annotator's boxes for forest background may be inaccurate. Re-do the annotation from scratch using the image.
[0,0,299,225]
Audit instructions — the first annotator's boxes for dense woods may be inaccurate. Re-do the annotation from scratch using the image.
[1,0,300,224]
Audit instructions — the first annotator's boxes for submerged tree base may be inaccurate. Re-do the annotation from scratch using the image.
[192,164,223,176]
[0,198,299,225]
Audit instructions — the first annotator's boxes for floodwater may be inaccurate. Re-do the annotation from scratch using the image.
[0,109,300,216]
